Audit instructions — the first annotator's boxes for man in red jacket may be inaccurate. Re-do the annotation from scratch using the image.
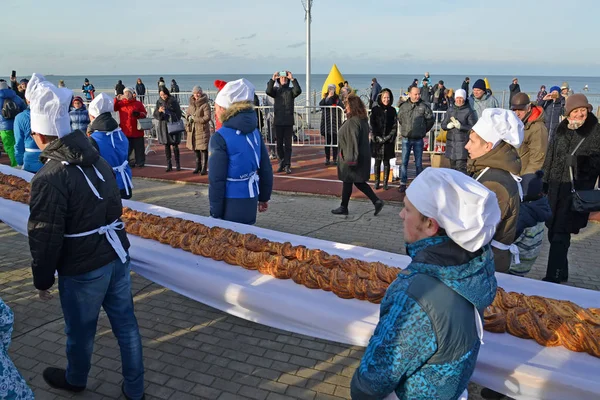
[114,87,147,167]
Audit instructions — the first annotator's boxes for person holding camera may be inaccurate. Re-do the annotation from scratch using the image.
[539,86,565,141]
[115,88,148,168]
[266,70,302,174]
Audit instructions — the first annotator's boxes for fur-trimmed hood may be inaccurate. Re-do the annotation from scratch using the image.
[220,101,258,134]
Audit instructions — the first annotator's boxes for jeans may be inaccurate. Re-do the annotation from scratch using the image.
[58,258,144,399]
[400,138,424,184]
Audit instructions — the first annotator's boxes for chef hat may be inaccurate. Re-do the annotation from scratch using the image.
[214,78,255,109]
[123,87,135,94]
[455,89,467,99]
[25,73,72,138]
[471,108,524,149]
[406,168,501,252]
[88,93,115,117]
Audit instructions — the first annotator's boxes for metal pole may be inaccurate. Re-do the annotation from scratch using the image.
[306,2,311,108]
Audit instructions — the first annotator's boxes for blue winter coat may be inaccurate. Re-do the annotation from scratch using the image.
[351,236,497,400]
[13,108,43,172]
[515,197,552,238]
[208,105,273,225]
[0,88,27,131]
[70,105,91,133]
[89,113,132,199]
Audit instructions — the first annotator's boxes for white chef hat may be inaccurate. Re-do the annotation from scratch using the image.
[455,89,467,99]
[123,87,135,94]
[214,78,255,109]
[406,168,501,252]
[25,73,72,138]
[471,108,524,149]
[88,93,115,117]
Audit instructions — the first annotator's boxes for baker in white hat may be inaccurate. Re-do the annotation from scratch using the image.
[351,167,500,400]
[208,78,273,225]
[26,73,145,398]
[465,107,524,273]
[88,92,133,198]
[440,88,478,174]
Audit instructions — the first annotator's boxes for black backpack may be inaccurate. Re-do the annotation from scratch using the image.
[2,98,20,120]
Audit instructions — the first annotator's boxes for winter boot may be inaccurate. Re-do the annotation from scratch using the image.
[193,150,201,174]
[374,160,381,190]
[200,150,208,175]
[173,145,181,171]
[383,165,390,190]
[165,145,172,172]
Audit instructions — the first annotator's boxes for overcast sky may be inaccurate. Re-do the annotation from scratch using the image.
[2,0,598,76]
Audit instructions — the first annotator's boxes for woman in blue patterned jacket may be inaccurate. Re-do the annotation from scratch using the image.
[1,298,35,399]
[351,168,500,400]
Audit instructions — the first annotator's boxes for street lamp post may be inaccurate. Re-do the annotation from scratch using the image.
[302,0,313,127]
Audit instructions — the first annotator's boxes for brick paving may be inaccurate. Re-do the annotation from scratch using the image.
[1,177,599,399]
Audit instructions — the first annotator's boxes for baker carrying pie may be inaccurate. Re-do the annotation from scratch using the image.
[26,73,145,400]
[351,168,500,400]
[209,78,273,225]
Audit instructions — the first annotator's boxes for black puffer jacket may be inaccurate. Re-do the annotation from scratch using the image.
[397,99,434,139]
[266,79,302,126]
[441,103,478,160]
[369,88,397,160]
[28,130,130,291]
[542,113,600,234]
[319,94,343,137]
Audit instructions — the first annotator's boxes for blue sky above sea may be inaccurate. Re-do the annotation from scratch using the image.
[2,0,599,76]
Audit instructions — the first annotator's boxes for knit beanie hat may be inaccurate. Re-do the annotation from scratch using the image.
[565,93,592,116]
[549,86,561,94]
[473,79,486,91]
[522,170,544,201]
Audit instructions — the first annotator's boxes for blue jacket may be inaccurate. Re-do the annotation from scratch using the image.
[0,88,27,131]
[82,83,95,101]
[352,236,497,400]
[209,105,273,225]
[13,108,43,172]
[515,197,552,238]
[70,105,91,133]
[89,113,132,198]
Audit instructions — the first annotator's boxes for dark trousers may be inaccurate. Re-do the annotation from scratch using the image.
[450,159,467,174]
[128,137,145,166]
[545,230,571,281]
[324,133,338,161]
[341,182,379,208]
[276,125,294,167]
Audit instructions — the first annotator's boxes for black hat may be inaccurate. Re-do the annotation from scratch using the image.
[522,171,544,201]
[84,78,89,82]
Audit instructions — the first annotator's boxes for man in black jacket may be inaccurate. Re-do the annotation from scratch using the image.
[266,70,302,174]
[25,74,145,400]
[397,86,434,192]
[461,77,470,97]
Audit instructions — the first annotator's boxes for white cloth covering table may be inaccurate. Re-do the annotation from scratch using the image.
[0,164,599,400]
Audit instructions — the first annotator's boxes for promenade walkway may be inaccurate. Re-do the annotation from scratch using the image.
[2,177,599,399]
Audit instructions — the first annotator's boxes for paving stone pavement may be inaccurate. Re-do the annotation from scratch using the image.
[1,177,599,400]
